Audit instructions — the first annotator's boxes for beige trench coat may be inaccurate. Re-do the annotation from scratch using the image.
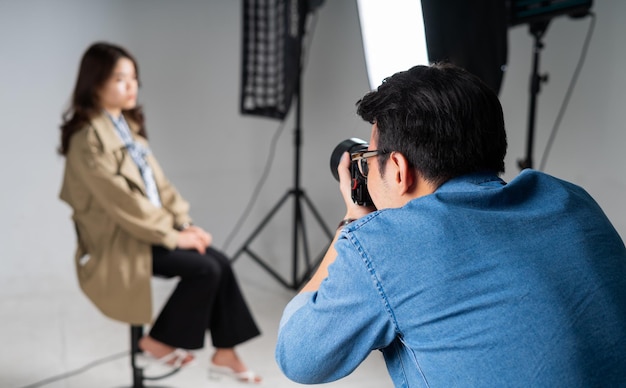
[60,113,192,324]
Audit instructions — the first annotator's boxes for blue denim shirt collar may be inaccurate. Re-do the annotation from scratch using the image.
[435,172,506,193]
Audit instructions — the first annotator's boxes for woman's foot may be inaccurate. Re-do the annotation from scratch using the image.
[138,335,195,366]
[210,348,262,383]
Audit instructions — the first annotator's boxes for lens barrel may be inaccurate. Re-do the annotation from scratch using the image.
[329,138,368,181]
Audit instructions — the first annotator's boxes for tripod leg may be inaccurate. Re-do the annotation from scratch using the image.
[293,191,334,288]
[230,189,334,290]
[230,190,301,289]
[231,190,292,262]
[301,192,333,239]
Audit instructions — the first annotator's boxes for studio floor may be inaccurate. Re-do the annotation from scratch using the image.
[1,257,393,388]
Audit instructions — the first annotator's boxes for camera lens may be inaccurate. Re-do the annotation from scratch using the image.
[329,138,368,181]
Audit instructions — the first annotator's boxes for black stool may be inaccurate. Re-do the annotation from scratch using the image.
[129,325,180,388]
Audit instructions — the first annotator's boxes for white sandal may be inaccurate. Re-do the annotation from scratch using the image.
[136,348,196,371]
[209,362,262,384]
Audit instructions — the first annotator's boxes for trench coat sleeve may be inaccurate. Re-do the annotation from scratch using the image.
[147,152,193,230]
[67,126,180,249]
[126,116,192,231]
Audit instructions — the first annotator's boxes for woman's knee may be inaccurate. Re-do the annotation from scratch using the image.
[205,247,231,265]
[195,256,223,281]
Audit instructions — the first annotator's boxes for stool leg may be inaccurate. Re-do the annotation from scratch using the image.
[130,325,145,388]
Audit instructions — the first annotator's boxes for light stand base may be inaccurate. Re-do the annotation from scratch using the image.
[231,188,333,290]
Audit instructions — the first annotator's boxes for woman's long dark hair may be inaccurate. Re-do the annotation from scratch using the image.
[58,42,146,155]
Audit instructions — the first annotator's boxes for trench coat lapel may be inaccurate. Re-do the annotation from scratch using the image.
[90,114,147,194]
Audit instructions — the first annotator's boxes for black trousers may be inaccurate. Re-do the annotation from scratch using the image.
[149,246,260,350]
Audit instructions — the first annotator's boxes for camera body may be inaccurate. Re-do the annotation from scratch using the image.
[330,138,374,207]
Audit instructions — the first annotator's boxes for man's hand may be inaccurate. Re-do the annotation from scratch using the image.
[338,152,375,220]
[176,226,212,254]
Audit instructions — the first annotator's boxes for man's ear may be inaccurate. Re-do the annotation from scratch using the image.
[389,151,416,195]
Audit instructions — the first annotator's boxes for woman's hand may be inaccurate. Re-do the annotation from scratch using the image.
[176,226,213,254]
[338,152,375,221]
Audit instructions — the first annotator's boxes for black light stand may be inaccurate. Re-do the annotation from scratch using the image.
[517,20,550,170]
[508,0,593,170]
[233,1,333,290]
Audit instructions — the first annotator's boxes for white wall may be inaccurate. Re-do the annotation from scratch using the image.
[0,0,624,301]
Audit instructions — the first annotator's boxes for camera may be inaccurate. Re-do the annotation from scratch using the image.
[329,138,374,207]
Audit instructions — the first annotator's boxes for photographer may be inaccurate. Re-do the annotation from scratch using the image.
[275,63,626,386]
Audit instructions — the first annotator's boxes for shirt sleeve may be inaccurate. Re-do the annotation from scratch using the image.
[275,232,397,384]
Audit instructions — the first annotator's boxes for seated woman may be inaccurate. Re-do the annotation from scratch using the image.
[58,41,261,384]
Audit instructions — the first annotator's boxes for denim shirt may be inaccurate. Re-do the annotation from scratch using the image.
[276,169,626,387]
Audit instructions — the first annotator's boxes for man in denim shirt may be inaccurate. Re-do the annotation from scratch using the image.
[275,63,626,387]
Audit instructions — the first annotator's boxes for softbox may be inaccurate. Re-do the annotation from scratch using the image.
[240,0,303,120]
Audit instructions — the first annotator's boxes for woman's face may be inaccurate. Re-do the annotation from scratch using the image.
[98,57,138,116]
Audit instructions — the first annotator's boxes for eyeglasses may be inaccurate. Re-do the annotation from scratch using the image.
[350,150,386,177]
